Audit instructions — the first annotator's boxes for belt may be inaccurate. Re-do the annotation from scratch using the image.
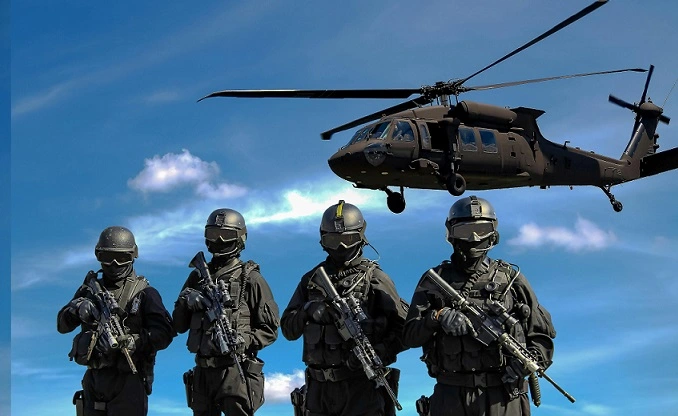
[195,355,236,368]
[306,366,363,382]
[437,371,505,388]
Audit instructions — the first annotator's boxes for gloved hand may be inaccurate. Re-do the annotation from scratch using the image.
[438,308,477,337]
[180,288,210,311]
[502,357,532,383]
[116,334,140,355]
[68,298,100,324]
[235,334,248,354]
[303,300,338,325]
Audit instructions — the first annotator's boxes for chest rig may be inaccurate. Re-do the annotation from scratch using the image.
[187,260,258,356]
[302,260,377,367]
[424,258,527,377]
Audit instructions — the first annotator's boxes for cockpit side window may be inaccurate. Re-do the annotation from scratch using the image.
[392,120,415,142]
[479,129,498,153]
[459,127,477,152]
[368,122,390,139]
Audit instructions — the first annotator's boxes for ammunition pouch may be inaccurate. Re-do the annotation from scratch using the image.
[415,395,430,416]
[382,367,401,416]
[290,384,307,416]
[72,390,84,416]
[183,368,194,408]
[69,330,95,366]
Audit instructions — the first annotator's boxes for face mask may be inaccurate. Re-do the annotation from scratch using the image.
[101,263,133,282]
[326,245,362,266]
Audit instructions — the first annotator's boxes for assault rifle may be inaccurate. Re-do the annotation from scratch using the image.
[419,269,575,404]
[312,266,402,411]
[84,271,137,374]
[189,251,246,382]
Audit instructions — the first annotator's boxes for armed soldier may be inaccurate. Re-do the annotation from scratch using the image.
[173,208,279,416]
[403,196,557,416]
[57,226,175,416]
[281,200,409,416]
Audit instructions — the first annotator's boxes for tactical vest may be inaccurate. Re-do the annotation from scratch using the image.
[186,260,259,357]
[423,259,528,376]
[69,274,149,369]
[302,260,378,367]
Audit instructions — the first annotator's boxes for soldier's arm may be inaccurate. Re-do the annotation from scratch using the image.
[140,286,176,353]
[513,273,556,368]
[56,287,88,334]
[280,274,312,341]
[402,283,441,348]
[370,269,410,362]
[245,271,280,350]
[171,272,198,334]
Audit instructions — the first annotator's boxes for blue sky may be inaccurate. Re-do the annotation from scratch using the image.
[9,1,678,415]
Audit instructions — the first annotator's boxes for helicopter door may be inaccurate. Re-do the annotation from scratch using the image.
[386,120,418,167]
[478,129,501,175]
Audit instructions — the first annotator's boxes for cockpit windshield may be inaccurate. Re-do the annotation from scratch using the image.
[345,121,391,146]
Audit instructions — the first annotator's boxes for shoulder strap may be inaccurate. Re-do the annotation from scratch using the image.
[118,276,149,311]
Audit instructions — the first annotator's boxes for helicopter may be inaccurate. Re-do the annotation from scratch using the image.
[199,0,675,214]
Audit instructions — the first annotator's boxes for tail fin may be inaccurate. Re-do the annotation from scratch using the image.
[609,65,671,173]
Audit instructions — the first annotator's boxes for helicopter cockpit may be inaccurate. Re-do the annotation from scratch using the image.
[344,120,415,147]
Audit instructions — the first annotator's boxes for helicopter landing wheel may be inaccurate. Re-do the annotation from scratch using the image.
[383,186,406,214]
[446,173,467,197]
[601,185,623,212]
[612,201,623,212]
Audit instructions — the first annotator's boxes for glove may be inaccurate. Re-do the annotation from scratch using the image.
[68,298,100,324]
[235,334,248,354]
[502,357,531,383]
[180,288,210,311]
[303,300,338,324]
[116,334,139,355]
[438,308,477,337]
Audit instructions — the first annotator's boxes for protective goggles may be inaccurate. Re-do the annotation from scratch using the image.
[446,221,495,242]
[320,232,364,250]
[205,227,244,243]
[95,250,135,266]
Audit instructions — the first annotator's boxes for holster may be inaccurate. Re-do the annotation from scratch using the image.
[415,395,430,416]
[290,384,307,416]
[183,368,195,408]
[72,390,84,416]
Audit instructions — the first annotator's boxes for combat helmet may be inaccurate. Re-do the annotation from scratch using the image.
[94,226,138,266]
[445,196,499,256]
[319,200,368,251]
[205,208,247,257]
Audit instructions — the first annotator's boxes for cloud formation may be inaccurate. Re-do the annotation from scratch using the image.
[507,217,616,252]
[264,369,305,403]
[127,149,247,199]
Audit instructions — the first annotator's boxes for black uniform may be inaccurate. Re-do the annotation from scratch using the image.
[281,256,409,416]
[57,271,175,416]
[403,257,556,416]
[173,257,280,416]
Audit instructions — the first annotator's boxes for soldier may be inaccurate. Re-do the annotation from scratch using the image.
[173,208,279,416]
[403,196,556,416]
[57,226,175,416]
[281,200,409,416]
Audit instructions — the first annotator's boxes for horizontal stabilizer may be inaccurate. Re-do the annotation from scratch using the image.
[640,147,678,178]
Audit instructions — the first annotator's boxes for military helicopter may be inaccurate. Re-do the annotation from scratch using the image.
[199,0,674,214]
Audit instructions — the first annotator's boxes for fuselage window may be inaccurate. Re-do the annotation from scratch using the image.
[479,129,498,153]
[459,127,477,152]
[418,123,431,149]
[392,120,415,142]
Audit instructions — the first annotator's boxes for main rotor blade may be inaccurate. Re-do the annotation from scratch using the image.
[459,0,608,86]
[463,68,646,92]
[321,96,432,140]
[198,88,422,102]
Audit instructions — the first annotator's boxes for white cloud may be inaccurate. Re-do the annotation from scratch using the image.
[128,149,221,193]
[196,182,248,200]
[507,217,616,252]
[264,369,305,403]
[143,90,181,105]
